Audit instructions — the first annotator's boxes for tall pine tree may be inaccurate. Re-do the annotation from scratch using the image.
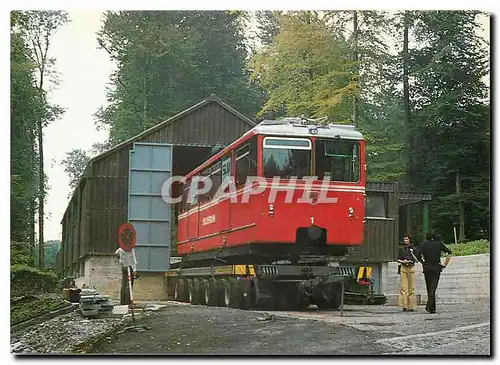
[410,11,489,241]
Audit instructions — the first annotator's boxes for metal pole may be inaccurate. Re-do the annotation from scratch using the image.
[127,266,135,322]
[423,201,429,235]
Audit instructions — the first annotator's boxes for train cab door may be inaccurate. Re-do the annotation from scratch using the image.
[186,178,199,241]
[217,154,232,232]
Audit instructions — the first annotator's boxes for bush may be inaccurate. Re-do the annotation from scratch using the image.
[10,264,58,297]
[447,239,490,256]
[11,241,33,266]
[11,294,68,325]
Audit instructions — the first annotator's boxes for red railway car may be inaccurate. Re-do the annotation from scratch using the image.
[174,117,365,267]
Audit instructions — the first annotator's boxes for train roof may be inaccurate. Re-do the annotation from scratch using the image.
[253,117,364,140]
[185,117,363,179]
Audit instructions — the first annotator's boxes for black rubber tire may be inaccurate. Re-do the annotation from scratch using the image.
[228,279,244,309]
[199,279,208,305]
[240,280,255,309]
[175,278,187,302]
[189,278,201,305]
[185,279,193,303]
[207,278,219,306]
[317,283,342,310]
[271,284,289,311]
[288,287,310,311]
[221,279,231,307]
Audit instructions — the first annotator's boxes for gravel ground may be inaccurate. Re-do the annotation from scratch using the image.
[11,311,129,354]
[91,300,491,355]
[11,300,490,355]
[92,303,397,355]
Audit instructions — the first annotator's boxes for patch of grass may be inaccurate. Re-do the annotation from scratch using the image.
[447,239,490,256]
[10,294,68,325]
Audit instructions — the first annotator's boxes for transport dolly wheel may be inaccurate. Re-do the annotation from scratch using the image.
[228,279,244,309]
[221,279,231,307]
[175,278,188,302]
[240,280,255,310]
[185,279,193,303]
[200,279,209,305]
[206,278,218,306]
[189,278,201,305]
[216,278,228,307]
[317,283,342,310]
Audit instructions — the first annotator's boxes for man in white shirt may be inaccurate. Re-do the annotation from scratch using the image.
[114,247,138,305]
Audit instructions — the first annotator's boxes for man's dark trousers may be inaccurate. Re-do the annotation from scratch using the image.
[120,266,135,305]
[424,267,441,313]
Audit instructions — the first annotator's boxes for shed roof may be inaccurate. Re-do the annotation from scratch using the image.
[89,94,256,165]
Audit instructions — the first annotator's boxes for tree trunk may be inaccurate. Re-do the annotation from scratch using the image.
[455,171,465,241]
[403,11,412,186]
[37,120,44,269]
[28,122,37,267]
[29,198,36,266]
[352,11,359,128]
[37,70,45,270]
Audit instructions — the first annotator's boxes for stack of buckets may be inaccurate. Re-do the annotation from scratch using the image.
[79,288,114,318]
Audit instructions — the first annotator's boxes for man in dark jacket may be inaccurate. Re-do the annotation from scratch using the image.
[416,230,452,314]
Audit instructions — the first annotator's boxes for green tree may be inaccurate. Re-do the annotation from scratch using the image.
[61,149,91,193]
[329,11,405,182]
[10,14,47,264]
[61,142,112,195]
[410,11,489,241]
[250,11,355,121]
[96,11,265,145]
[15,10,68,268]
[254,11,282,46]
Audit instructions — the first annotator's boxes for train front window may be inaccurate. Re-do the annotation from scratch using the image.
[315,139,360,182]
[263,137,312,179]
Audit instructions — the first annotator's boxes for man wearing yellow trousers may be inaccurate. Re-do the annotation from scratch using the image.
[397,234,417,312]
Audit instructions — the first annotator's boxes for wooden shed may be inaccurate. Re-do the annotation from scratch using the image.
[59,95,256,298]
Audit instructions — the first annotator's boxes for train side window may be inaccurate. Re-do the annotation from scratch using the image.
[222,155,231,181]
[181,182,190,212]
[236,145,250,186]
[211,160,222,197]
[199,168,212,203]
[235,137,257,186]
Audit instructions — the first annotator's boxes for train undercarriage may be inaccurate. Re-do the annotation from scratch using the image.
[166,261,347,311]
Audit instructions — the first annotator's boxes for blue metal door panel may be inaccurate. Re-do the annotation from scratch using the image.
[128,143,172,272]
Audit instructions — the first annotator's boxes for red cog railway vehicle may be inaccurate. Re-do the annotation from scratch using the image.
[166,117,366,310]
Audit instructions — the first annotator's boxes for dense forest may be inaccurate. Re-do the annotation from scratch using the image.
[11,11,490,269]
[11,11,68,269]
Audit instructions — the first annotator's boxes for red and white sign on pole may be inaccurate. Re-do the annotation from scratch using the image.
[117,222,137,251]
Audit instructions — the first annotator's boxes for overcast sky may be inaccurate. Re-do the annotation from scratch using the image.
[44,12,112,241]
[42,11,490,241]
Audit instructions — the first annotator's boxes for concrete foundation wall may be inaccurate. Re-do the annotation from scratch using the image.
[381,254,490,305]
[74,255,167,301]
